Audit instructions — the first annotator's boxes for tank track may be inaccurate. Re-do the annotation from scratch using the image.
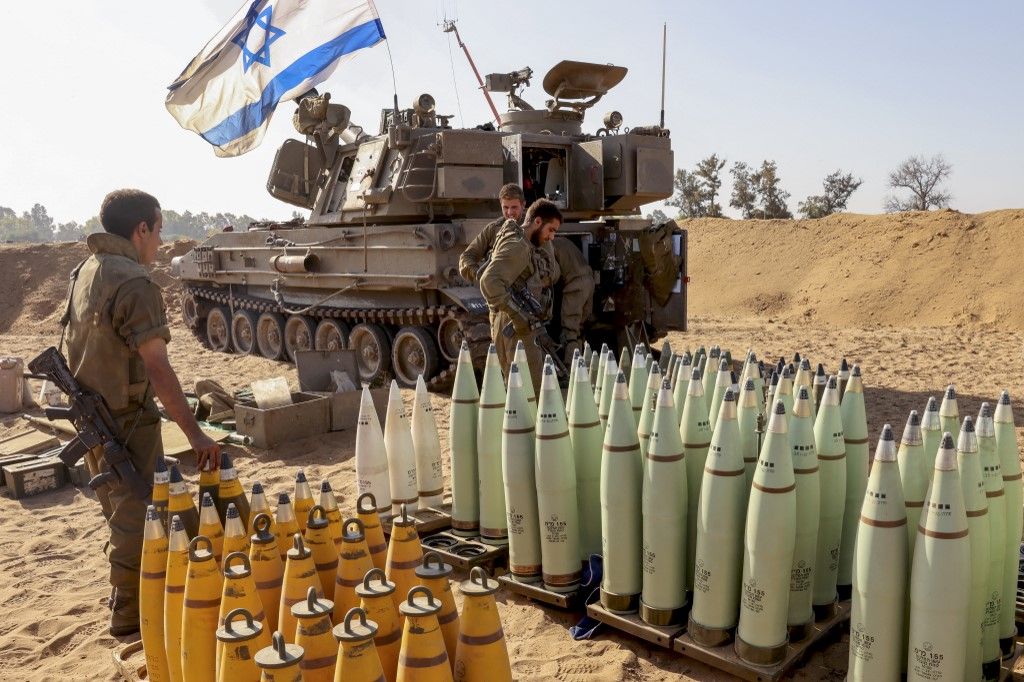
[183,284,483,391]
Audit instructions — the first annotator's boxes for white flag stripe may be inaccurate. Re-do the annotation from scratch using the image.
[166,0,384,156]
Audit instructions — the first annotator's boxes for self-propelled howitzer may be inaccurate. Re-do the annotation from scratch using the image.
[173,60,687,388]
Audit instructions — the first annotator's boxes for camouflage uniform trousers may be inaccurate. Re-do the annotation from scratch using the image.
[490,310,546,393]
[83,407,161,615]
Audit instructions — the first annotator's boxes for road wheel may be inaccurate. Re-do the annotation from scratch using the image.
[349,323,391,383]
[205,306,232,352]
[284,315,317,361]
[314,319,349,351]
[392,327,440,387]
[437,317,463,362]
[182,292,200,329]
[255,312,286,360]
[231,309,259,355]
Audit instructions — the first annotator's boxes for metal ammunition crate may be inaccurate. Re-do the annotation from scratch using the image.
[2,456,67,498]
[0,453,40,486]
[66,459,92,487]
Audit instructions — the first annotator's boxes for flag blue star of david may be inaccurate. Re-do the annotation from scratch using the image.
[231,4,286,72]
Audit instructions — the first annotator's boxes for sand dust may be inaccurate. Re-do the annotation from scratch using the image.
[0,210,1022,681]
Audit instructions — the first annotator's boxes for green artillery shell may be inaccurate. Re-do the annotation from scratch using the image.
[618,346,632,383]
[703,347,720,398]
[994,391,1021,647]
[907,434,970,682]
[811,377,847,609]
[708,359,732,434]
[513,340,537,421]
[502,364,541,583]
[640,379,687,624]
[356,386,391,517]
[736,401,797,664]
[628,347,649,428]
[478,346,508,545]
[591,343,607,394]
[565,348,580,417]
[672,354,692,424]
[384,380,418,516]
[598,352,618,431]
[600,372,644,613]
[450,341,480,536]
[838,364,869,594]
[636,364,662,462]
[940,385,960,445]
[957,417,989,681]
[659,340,672,373]
[535,363,582,593]
[897,411,929,568]
[793,359,814,411]
[788,387,821,633]
[848,425,908,681]
[569,357,604,561]
[690,388,745,641]
[773,365,795,421]
[412,376,444,508]
[838,358,850,399]
[813,364,827,408]
[921,397,942,480]
[737,379,762,492]
[679,367,713,594]
[976,404,1005,678]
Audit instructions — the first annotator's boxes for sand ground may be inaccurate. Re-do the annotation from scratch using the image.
[0,209,1021,681]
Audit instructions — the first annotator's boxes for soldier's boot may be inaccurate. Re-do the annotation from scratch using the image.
[109,586,140,637]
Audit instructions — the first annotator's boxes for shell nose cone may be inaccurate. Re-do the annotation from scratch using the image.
[999,390,1010,405]
[941,432,955,450]
[926,396,938,412]
[880,424,894,441]
[961,415,974,432]
[945,384,956,399]
[908,410,920,426]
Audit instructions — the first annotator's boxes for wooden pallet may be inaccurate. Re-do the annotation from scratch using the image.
[587,600,851,682]
[587,603,686,647]
[497,573,584,609]
[381,503,454,537]
[418,530,508,571]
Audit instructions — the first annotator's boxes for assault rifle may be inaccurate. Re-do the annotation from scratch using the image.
[500,284,568,378]
[27,346,151,499]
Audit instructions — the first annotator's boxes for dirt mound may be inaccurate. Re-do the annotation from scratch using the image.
[0,238,195,336]
[682,208,1024,329]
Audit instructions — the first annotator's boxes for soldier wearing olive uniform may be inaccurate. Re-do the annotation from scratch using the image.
[478,199,565,389]
[63,189,221,636]
[461,187,594,367]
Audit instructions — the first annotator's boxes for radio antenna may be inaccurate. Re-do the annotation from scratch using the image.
[442,19,501,125]
[659,22,667,129]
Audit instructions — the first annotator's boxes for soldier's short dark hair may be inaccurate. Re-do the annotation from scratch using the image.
[523,198,562,226]
[100,189,161,240]
[498,183,525,202]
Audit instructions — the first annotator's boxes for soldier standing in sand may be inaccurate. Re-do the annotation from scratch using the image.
[62,189,221,636]
[460,185,595,368]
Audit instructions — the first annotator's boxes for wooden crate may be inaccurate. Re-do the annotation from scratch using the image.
[498,573,584,609]
[0,430,59,456]
[2,457,67,498]
[418,531,508,571]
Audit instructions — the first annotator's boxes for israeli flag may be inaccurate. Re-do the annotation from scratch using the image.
[166,0,385,157]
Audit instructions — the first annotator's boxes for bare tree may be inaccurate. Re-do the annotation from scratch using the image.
[884,154,952,212]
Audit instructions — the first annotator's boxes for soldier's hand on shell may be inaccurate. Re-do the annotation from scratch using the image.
[190,432,222,472]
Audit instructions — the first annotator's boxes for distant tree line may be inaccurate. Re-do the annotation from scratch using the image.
[0,205,301,243]
[662,153,952,220]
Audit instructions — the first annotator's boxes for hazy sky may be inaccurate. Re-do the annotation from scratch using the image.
[2,0,1021,223]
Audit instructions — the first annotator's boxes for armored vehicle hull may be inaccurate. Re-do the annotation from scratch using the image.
[174,61,687,388]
